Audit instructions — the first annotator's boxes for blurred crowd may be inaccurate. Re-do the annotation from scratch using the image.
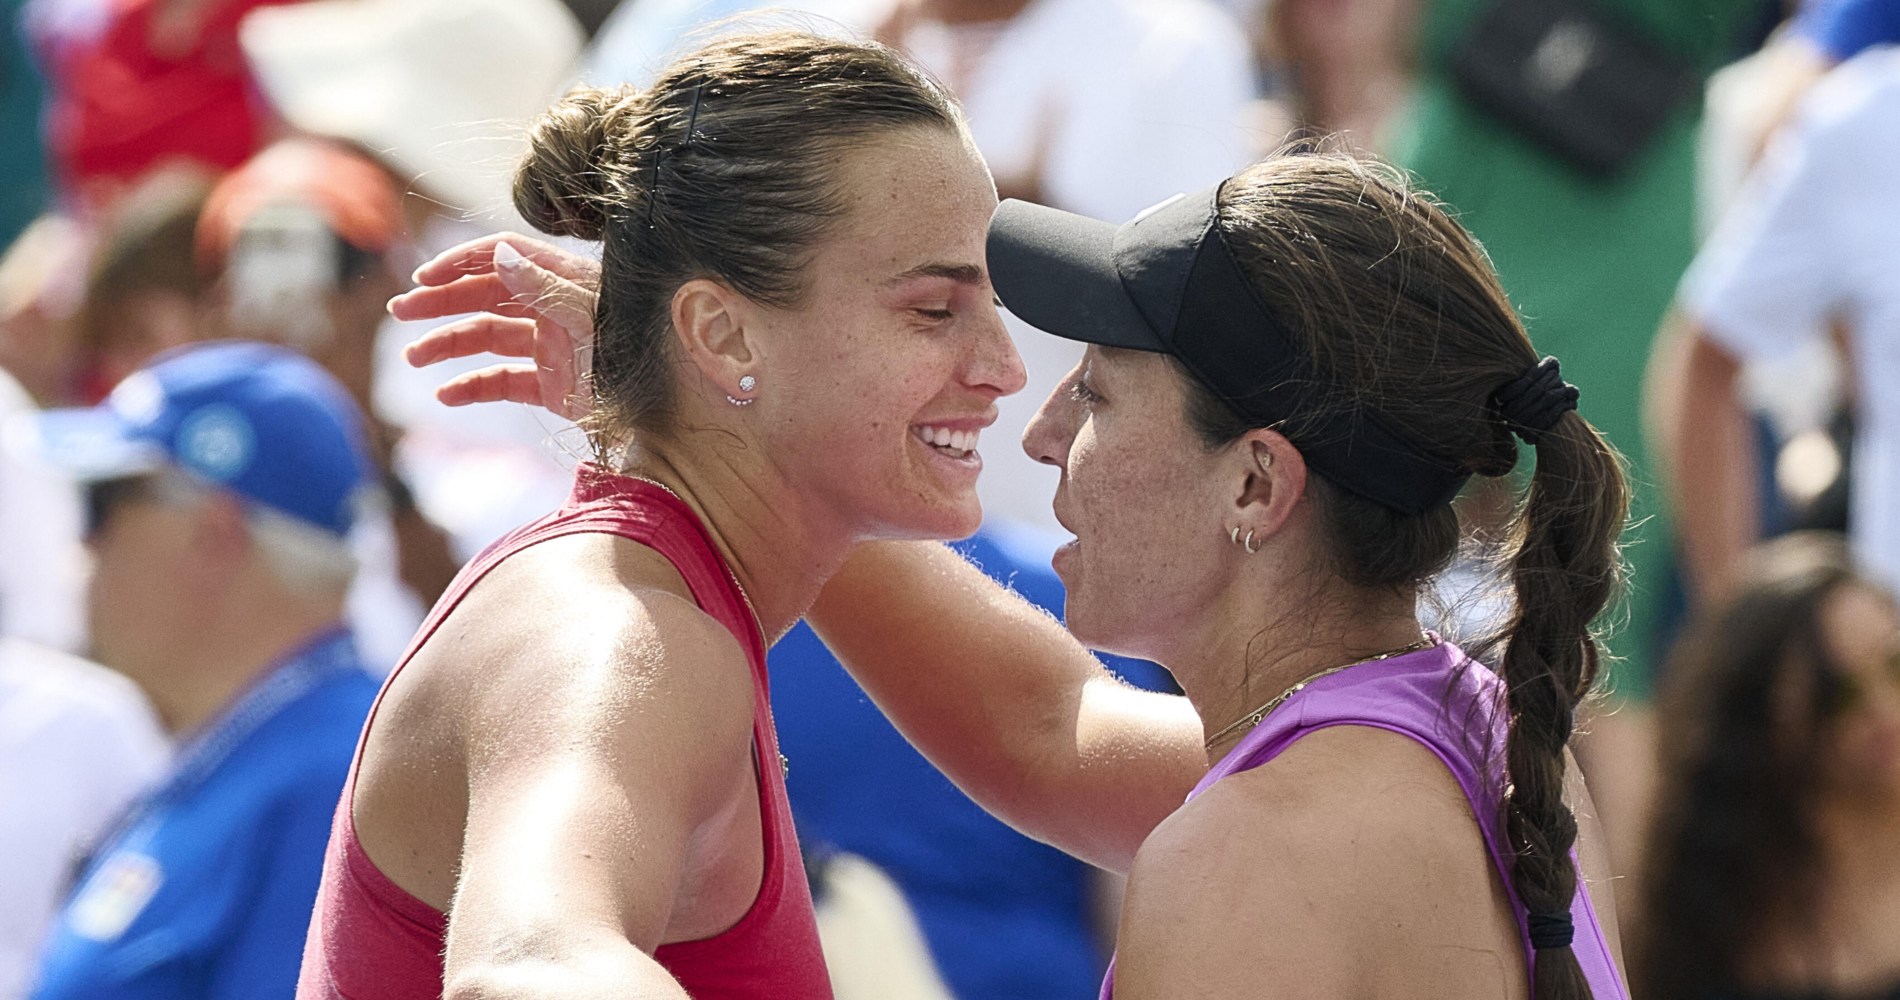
[0,0,1896,998]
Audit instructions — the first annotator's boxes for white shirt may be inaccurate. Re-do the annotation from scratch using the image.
[1681,47,1900,588]
[0,370,85,653]
[0,640,168,1000]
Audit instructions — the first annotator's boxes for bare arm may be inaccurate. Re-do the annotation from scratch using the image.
[809,541,1205,873]
[393,234,1207,874]
[1645,311,1758,598]
[441,573,757,999]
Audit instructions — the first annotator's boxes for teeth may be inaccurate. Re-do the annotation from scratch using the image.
[913,425,979,455]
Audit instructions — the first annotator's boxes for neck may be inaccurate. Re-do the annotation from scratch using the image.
[621,440,856,644]
[1177,582,1424,761]
[138,605,345,736]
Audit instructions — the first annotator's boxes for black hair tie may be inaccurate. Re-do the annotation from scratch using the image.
[1527,910,1575,950]
[1493,357,1580,446]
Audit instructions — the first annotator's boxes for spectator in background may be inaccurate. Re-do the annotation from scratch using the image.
[1654,49,1900,604]
[1386,0,1759,870]
[0,216,88,409]
[1637,532,1900,1000]
[24,342,378,1000]
[0,639,167,1000]
[0,220,90,651]
[195,138,462,662]
[23,0,299,216]
[237,0,586,560]
[68,171,215,404]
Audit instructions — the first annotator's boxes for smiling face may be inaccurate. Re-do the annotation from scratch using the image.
[741,126,1025,542]
[1021,346,1249,661]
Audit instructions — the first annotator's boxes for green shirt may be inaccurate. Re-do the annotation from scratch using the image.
[1390,0,1755,695]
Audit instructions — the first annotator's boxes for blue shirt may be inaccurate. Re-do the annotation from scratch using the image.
[771,527,1174,1000]
[30,629,376,1000]
[1798,0,1900,59]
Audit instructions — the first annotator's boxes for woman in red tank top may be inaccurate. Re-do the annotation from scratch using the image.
[402,153,1641,999]
[296,32,1024,1000]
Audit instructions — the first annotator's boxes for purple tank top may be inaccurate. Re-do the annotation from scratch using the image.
[1098,639,1626,999]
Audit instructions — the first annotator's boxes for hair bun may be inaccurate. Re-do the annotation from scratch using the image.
[514,85,645,241]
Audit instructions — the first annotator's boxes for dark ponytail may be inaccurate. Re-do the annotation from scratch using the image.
[1189,151,1629,998]
[1496,412,1626,998]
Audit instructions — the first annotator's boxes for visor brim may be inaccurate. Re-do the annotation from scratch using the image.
[987,199,1164,352]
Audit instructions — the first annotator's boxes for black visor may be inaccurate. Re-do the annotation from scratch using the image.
[987,183,1470,516]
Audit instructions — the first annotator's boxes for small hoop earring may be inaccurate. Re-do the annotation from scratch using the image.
[1243,529,1262,554]
[1229,526,1241,545]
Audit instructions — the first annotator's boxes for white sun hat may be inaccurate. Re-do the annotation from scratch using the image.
[239,0,585,219]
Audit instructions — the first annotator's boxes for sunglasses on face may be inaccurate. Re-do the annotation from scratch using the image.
[82,473,207,539]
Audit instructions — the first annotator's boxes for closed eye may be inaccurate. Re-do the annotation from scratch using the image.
[914,308,954,321]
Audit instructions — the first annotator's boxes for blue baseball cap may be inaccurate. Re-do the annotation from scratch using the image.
[27,341,374,537]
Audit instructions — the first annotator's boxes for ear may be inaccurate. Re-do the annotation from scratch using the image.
[670,277,760,401]
[1231,428,1307,541]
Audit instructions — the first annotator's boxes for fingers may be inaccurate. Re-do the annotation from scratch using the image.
[435,364,550,408]
[389,274,537,322]
[493,243,599,338]
[411,232,602,288]
[404,315,539,367]
[437,362,591,421]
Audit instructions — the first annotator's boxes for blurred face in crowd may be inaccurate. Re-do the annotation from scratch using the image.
[82,473,238,720]
[1023,346,1265,664]
[1817,583,1900,799]
[735,127,1024,543]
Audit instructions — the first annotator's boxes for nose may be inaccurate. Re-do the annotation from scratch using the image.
[965,299,1027,399]
[1022,362,1081,469]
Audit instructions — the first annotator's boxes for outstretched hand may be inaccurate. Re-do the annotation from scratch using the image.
[392,233,601,421]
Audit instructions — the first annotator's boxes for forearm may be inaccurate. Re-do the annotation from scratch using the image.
[807,541,1203,872]
[1650,321,1758,598]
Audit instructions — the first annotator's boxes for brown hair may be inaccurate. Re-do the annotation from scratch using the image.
[1636,532,1874,1000]
[77,168,216,355]
[1187,153,1628,999]
[514,31,962,450]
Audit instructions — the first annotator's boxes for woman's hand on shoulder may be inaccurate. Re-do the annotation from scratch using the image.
[1111,726,1525,1000]
[392,232,600,420]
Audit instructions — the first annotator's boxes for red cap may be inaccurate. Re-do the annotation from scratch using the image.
[195,138,404,272]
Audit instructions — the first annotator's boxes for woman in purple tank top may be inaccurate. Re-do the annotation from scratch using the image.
[409,151,1630,997]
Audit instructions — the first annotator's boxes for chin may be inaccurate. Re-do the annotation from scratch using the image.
[1059,602,1133,659]
[871,492,984,543]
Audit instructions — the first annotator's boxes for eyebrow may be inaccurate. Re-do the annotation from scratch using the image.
[884,262,986,287]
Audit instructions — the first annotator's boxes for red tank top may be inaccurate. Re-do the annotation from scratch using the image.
[296,465,832,999]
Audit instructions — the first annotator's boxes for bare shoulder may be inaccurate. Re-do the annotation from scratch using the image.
[421,530,758,765]
[1112,725,1525,1000]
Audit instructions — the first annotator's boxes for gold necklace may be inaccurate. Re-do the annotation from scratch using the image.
[1203,634,1437,751]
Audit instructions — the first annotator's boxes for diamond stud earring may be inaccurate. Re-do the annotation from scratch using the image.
[728,374,758,407]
